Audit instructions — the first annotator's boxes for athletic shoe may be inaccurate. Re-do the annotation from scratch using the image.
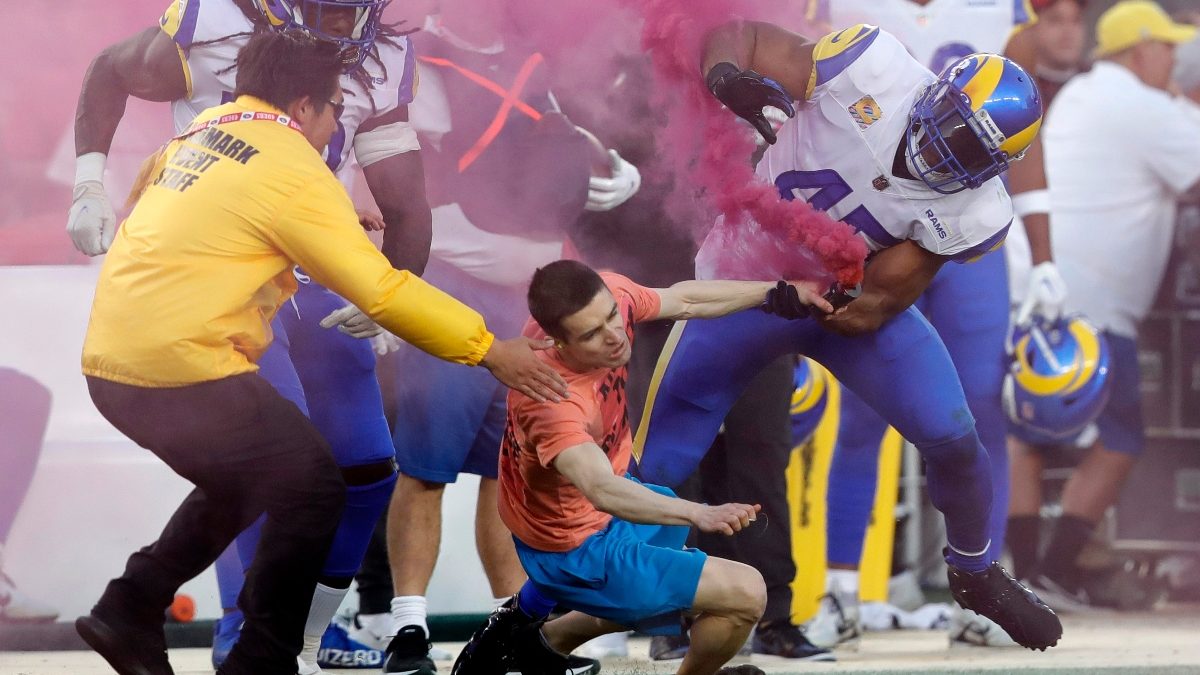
[947,607,1017,648]
[382,625,437,675]
[75,599,174,675]
[887,570,926,612]
[1026,573,1097,614]
[648,633,690,661]
[946,562,1061,651]
[210,609,242,670]
[575,631,628,658]
[0,570,58,623]
[805,583,861,649]
[317,614,385,669]
[451,596,537,675]
[716,666,764,675]
[504,621,601,675]
[752,621,835,661]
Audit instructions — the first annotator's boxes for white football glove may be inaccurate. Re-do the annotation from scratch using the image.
[585,149,641,212]
[318,305,385,339]
[369,332,403,356]
[67,180,118,256]
[1015,261,1069,325]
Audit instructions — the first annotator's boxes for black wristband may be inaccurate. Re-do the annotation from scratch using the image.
[705,62,741,95]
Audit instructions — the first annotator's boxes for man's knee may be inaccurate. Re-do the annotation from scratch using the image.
[696,559,767,625]
[920,427,984,467]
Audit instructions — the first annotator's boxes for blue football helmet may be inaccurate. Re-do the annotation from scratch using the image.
[254,0,390,70]
[1002,316,1112,443]
[907,53,1042,194]
[791,357,830,445]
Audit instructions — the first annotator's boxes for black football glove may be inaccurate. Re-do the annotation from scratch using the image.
[705,62,796,144]
[761,281,810,319]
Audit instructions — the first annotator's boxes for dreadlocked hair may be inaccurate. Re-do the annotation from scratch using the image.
[186,0,407,114]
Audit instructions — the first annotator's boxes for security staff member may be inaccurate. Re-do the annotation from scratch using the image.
[75,30,564,675]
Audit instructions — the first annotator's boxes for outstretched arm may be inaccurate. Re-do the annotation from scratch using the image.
[70,27,189,256]
[816,241,944,336]
[653,279,832,321]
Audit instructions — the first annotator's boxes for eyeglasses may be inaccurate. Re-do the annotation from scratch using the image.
[327,99,345,120]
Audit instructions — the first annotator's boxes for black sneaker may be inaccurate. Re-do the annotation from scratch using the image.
[947,562,1062,651]
[75,602,174,675]
[451,596,537,675]
[752,621,835,661]
[383,625,437,675]
[648,633,690,660]
[716,666,765,675]
[505,621,601,675]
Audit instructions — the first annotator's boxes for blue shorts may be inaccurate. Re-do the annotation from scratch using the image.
[1093,332,1144,455]
[392,260,528,483]
[514,482,707,636]
[1009,331,1144,456]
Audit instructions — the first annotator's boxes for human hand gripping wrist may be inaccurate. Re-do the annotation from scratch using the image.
[480,336,569,403]
[705,62,796,144]
[760,280,837,319]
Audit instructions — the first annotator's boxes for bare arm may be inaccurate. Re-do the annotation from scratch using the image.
[654,279,832,321]
[553,443,760,535]
[1003,31,1053,265]
[360,106,433,275]
[76,27,189,156]
[816,241,944,336]
[701,20,815,103]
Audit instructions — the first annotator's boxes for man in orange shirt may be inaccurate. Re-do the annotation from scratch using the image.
[455,260,831,675]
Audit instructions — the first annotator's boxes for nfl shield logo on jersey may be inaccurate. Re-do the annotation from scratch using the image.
[849,96,882,129]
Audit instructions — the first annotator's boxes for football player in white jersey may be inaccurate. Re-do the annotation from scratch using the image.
[70,1,569,673]
[632,22,1062,652]
[799,0,1065,649]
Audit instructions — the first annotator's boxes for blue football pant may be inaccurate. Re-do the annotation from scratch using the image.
[827,252,1009,566]
[223,279,397,602]
[634,307,993,562]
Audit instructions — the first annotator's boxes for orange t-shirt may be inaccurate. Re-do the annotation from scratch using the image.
[498,273,661,552]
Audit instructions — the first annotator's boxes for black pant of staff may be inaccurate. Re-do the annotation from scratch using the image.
[81,373,345,675]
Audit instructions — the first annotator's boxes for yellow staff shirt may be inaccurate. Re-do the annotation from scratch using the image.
[83,96,493,387]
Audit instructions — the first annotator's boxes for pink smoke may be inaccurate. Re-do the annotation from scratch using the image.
[619,0,867,286]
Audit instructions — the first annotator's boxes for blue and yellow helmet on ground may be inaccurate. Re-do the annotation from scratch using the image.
[254,0,390,70]
[907,53,1042,194]
[791,357,830,444]
[1003,316,1112,443]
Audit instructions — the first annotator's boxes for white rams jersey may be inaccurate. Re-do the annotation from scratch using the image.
[811,0,1031,74]
[159,0,417,180]
[759,25,1012,261]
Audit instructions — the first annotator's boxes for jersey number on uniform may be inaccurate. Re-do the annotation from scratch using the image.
[775,169,885,236]
[221,91,346,171]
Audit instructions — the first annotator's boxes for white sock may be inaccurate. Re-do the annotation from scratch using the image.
[827,569,860,595]
[492,596,510,611]
[300,583,350,663]
[358,612,391,639]
[391,595,428,637]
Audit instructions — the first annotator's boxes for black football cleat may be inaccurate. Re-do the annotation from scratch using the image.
[504,621,600,675]
[947,561,1062,651]
[752,621,835,661]
[451,595,537,675]
[382,625,437,675]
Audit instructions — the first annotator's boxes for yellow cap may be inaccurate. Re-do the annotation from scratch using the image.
[1095,1,1197,57]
